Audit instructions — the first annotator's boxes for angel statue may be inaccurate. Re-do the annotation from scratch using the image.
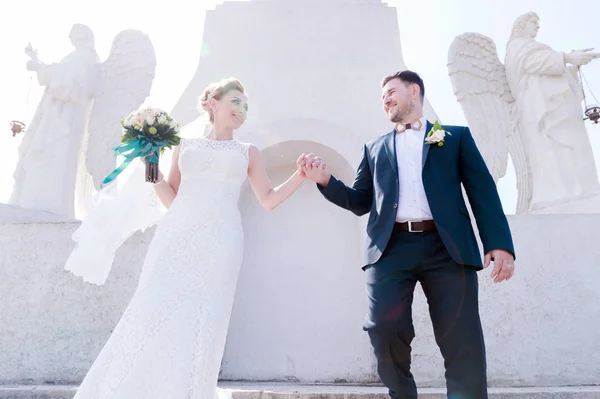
[448,11,600,214]
[9,24,156,219]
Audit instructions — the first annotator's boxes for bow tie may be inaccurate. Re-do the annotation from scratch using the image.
[395,119,423,133]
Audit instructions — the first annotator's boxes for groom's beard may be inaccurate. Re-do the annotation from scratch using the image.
[390,102,415,123]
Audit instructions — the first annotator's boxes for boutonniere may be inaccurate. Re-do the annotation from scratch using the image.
[425,121,451,147]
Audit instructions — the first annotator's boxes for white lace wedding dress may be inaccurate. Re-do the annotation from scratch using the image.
[73,137,250,399]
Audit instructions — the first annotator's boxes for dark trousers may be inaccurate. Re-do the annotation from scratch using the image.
[363,230,487,399]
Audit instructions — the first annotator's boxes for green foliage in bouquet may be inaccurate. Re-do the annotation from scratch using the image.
[121,108,181,153]
[102,107,181,187]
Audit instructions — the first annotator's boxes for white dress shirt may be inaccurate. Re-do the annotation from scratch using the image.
[395,116,433,222]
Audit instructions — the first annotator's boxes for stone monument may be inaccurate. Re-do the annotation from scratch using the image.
[7,24,157,220]
[448,11,600,214]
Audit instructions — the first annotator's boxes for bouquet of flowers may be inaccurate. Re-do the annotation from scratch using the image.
[102,107,181,187]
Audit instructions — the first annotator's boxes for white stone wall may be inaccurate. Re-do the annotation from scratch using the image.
[1,210,599,387]
[171,0,439,141]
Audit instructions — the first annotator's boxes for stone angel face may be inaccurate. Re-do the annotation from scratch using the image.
[524,18,540,39]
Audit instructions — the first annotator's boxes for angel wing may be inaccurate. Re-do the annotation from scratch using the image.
[448,32,532,214]
[85,30,157,190]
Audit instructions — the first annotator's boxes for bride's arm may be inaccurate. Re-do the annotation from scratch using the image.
[247,145,305,211]
[153,145,182,208]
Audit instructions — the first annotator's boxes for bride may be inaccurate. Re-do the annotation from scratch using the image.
[65,77,317,398]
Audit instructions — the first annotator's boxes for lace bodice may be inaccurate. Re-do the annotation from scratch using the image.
[176,138,250,207]
[180,138,249,182]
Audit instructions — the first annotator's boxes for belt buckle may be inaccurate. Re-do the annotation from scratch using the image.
[408,221,423,233]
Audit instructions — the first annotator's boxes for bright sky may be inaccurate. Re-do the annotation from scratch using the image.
[1,0,599,214]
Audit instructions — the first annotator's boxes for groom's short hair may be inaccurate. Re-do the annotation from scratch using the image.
[381,70,425,103]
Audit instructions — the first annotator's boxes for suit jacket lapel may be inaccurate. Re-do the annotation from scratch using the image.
[383,130,398,177]
[422,120,432,170]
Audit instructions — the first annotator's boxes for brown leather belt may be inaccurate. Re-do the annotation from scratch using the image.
[394,220,437,233]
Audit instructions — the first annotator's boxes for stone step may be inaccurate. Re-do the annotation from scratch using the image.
[1,383,599,399]
[0,386,75,399]
[220,383,600,399]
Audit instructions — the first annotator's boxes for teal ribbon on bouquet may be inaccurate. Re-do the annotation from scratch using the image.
[101,137,168,188]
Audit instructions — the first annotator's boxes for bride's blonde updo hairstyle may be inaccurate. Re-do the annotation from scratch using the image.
[199,77,246,123]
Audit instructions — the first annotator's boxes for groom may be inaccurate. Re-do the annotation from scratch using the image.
[300,70,515,399]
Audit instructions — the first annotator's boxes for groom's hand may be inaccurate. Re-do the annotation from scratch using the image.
[302,153,331,186]
[484,249,515,283]
[296,153,319,178]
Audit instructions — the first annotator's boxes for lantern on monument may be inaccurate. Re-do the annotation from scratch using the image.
[9,43,36,137]
[579,66,599,124]
[586,105,600,124]
[10,120,26,137]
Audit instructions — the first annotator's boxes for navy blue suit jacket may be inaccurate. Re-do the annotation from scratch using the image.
[317,121,515,269]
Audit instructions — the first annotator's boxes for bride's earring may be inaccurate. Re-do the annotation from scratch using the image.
[209,98,218,118]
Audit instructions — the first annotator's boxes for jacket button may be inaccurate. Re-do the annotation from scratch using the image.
[393,203,398,208]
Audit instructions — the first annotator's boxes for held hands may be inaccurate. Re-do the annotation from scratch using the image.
[296,153,331,186]
[484,249,515,283]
